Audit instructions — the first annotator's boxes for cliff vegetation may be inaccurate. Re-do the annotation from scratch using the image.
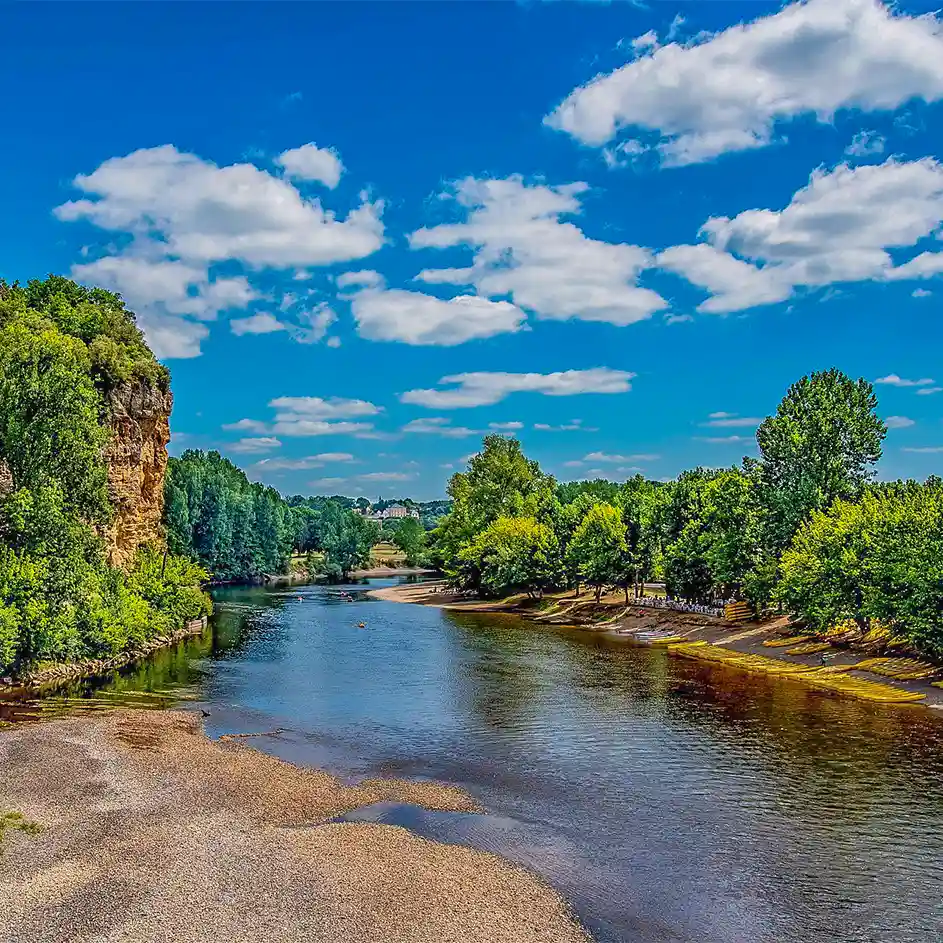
[0,276,209,676]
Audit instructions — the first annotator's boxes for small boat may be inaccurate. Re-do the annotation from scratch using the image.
[357,622,366,629]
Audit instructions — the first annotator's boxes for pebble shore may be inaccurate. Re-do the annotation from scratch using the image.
[0,709,589,943]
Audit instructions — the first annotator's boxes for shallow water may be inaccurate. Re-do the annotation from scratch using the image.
[5,577,943,943]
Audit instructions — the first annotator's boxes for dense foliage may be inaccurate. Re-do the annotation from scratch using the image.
[0,277,208,675]
[430,370,941,656]
[166,452,381,581]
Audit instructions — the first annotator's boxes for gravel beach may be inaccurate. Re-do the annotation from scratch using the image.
[0,710,588,943]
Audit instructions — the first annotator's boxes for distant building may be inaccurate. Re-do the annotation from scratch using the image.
[356,502,419,522]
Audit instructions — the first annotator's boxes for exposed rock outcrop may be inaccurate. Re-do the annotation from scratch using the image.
[103,378,173,569]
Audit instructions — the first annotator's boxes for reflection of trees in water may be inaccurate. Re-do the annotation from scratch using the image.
[443,612,560,731]
[443,609,943,815]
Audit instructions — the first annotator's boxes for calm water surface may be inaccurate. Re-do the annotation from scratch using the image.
[5,577,943,943]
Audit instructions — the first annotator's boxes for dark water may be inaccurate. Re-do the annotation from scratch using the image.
[5,578,943,943]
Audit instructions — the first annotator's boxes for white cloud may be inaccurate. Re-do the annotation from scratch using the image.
[400,368,634,409]
[884,251,943,281]
[335,269,385,290]
[584,451,659,463]
[401,417,478,437]
[231,312,286,336]
[226,396,382,438]
[917,386,943,395]
[662,159,943,312]
[359,471,415,482]
[412,176,667,327]
[534,419,594,431]
[275,142,344,188]
[562,460,584,468]
[700,414,762,428]
[913,288,933,298]
[57,144,383,357]
[268,396,382,420]
[902,446,943,453]
[229,437,282,454]
[885,415,915,429]
[71,256,258,358]
[253,452,355,471]
[875,374,936,387]
[57,145,381,268]
[488,421,524,431]
[351,287,526,345]
[545,0,943,166]
[845,130,886,158]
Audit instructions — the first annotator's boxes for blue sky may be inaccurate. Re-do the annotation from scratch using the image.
[3,0,943,500]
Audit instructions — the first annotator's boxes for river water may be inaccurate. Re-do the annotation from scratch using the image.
[5,577,943,943]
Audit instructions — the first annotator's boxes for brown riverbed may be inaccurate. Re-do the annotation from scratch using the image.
[0,709,588,943]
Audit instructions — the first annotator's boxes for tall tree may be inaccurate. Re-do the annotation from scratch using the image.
[754,369,885,553]
[566,502,628,602]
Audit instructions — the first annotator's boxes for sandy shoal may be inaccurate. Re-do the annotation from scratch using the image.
[0,709,588,943]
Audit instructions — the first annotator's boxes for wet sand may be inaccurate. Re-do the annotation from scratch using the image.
[0,710,588,943]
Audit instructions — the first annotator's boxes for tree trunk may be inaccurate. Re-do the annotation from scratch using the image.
[595,584,601,603]
[623,584,629,604]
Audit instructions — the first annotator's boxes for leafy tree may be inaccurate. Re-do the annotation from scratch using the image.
[566,502,628,601]
[755,369,885,553]
[459,516,563,599]
[320,505,380,578]
[391,516,426,566]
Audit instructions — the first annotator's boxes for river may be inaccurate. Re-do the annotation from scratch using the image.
[5,577,943,943]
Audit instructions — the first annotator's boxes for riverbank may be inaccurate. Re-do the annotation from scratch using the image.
[371,581,943,708]
[0,709,588,943]
[0,617,209,695]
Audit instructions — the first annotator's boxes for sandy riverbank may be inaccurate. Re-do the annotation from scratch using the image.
[0,709,588,943]
[371,581,943,709]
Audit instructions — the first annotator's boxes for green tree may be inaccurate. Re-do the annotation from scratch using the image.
[755,369,885,554]
[391,516,426,566]
[459,516,563,599]
[566,502,628,601]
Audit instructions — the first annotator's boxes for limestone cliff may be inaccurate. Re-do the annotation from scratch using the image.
[103,378,173,569]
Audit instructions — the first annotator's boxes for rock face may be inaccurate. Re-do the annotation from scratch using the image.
[103,378,173,569]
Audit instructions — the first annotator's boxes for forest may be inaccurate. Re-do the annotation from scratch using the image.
[164,451,429,582]
[430,370,943,658]
[0,278,209,676]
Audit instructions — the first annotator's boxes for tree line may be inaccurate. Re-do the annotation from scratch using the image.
[430,370,943,657]
[0,277,209,676]
[164,451,430,582]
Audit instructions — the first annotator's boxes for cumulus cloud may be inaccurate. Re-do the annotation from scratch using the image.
[359,471,415,482]
[412,176,667,327]
[401,417,478,437]
[253,452,355,471]
[885,415,915,429]
[275,142,344,188]
[545,0,943,166]
[71,256,258,358]
[875,374,936,387]
[57,144,383,357]
[228,437,282,454]
[231,312,286,336]
[534,419,595,432]
[661,159,943,312]
[845,130,886,158]
[351,287,526,345]
[400,368,635,409]
[700,413,763,428]
[225,396,382,438]
[335,269,385,290]
[902,446,943,453]
[488,421,524,431]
